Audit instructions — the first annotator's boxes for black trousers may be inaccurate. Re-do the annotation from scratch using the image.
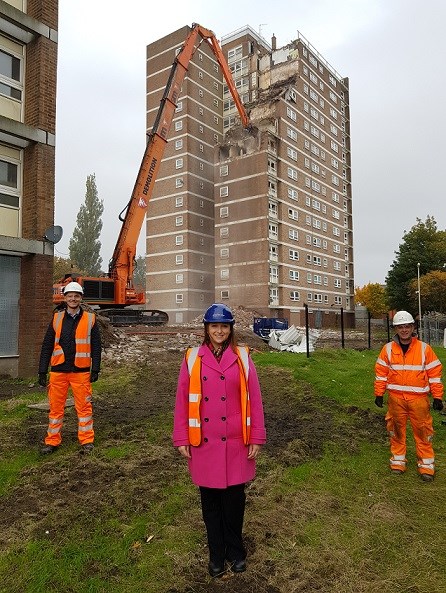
[199,484,246,564]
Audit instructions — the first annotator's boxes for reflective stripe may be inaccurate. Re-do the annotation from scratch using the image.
[418,459,434,470]
[78,416,92,422]
[189,418,201,428]
[79,424,93,432]
[75,353,90,358]
[388,384,430,393]
[49,417,63,424]
[429,378,441,384]
[390,364,425,371]
[48,427,61,434]
[375,376,387,382]
[426,359,441,370]
[393,454,406,461]
[187,347,199,374]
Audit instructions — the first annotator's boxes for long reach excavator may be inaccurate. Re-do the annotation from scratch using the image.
[54,23,251,325]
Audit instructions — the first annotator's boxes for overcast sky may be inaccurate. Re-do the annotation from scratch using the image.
[55,0,446,287]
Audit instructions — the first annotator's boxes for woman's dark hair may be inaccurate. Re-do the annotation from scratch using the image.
[203,323,237,352]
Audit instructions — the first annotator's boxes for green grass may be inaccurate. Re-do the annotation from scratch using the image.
[1,348,446,593]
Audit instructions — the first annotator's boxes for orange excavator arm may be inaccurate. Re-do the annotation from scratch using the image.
[109,23,251,306]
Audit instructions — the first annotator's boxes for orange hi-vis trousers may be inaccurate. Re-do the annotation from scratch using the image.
[45,372,94,446]
[385,393,435,476]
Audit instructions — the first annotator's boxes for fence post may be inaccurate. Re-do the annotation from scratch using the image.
[304,303,310,358]
[368,310,372,349]
[340,307,345,349]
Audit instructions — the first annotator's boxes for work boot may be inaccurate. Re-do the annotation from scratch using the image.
[420,473,434,482]
[80,443,94,455]
[40,444,58,455]
[390,469,403,475]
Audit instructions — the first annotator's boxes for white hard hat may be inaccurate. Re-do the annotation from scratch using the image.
[63,281,84,295]
[392,310,415,326]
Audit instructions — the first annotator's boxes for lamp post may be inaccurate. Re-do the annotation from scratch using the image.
[417,262,422,340]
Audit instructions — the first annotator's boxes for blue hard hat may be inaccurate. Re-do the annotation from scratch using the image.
[203,303,234,324]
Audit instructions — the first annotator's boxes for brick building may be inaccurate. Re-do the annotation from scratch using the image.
[0,0,58,377]
[146,24,354,327]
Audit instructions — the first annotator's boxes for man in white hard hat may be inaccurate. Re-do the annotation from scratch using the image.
[38,281,101,455]
[374,310,444,482]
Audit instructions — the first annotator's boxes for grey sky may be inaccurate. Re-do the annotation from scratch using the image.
[55,0,446,286]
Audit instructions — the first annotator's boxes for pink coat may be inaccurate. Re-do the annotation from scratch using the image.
[173,344,266,489]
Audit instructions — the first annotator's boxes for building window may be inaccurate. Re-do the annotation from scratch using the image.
[175,139,183,150]
[268,223,278,239]
[174,120,183,131]
[286,106,297,121]
[270,266,278,283]
[175,158,183,169]
[176,273,184,284]
[175,178,183,188]
[0,46,22,101]
[290,291,300,302]
[270,244,278,260]
[0,154,20,209]
[220,248,229,258]
[288,188,298,201]
[289,249,299,261]
[176,254,183,265]
[289,229,299,241]
[220,268,229,279]
[175,196,183,207]
[220,186,228,197]
[220,206,228,218]
[220,227,229,238]
[221,290,229,299]
[289,270,299,281]
[220,165,228,176]
[288,208,298,221]
[175,294,183,303]
[175,216,183,227]
[175,235,183,245]
[287,167,297,181]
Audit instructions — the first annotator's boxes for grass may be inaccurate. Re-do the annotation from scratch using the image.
[1,347,446,593]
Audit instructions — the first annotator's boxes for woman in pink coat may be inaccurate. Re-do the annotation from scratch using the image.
[173,303,266,578]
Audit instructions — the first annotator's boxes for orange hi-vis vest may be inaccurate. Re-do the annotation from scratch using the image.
[51,310,95,368]
[375,338,443,400]
[186,346,251,446]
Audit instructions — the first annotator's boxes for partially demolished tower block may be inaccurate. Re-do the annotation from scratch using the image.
[146,25,353,327]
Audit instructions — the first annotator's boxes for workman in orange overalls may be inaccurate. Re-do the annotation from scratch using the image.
[374,310,444,482]
[38,281,101,455]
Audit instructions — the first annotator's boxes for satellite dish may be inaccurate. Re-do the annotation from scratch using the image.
[44,225,63,244]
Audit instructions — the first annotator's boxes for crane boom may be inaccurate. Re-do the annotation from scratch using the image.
[108,23,251,306]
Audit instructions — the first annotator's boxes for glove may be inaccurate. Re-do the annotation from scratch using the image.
[38,373,47,387]
[90,371,99,383]
[433,399,444,411]
[375,396,384,408]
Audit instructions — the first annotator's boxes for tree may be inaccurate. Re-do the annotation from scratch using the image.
[386,216,446,312]
[409,270,446,314]
[354,283,388,317]
[53,256,85,283]
[132,255,146,291]
[69,174,104,276]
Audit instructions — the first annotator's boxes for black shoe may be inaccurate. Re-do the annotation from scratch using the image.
[40,444,58,455]
[208,561,225,578]
[80,443,94,454]
[420,473,434,482]
[230,559,246,573]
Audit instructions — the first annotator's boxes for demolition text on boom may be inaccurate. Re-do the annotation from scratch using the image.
[142,157,158,196]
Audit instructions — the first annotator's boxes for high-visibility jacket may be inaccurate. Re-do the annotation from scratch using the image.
[51,310,96,369]
[374,337,444,400]
[186,345,251,446]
